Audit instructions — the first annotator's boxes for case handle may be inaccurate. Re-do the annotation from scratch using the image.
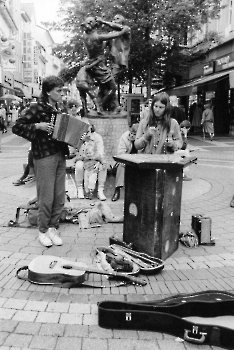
[184,327,207,344]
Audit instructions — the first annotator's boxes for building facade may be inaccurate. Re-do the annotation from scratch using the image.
[166,0,234,135]
[0,0,78,104]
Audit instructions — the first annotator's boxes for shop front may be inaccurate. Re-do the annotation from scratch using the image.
[166,69,233,135]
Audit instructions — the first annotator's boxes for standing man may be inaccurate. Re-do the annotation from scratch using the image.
[12,76,69,247]
[81,16,130,113]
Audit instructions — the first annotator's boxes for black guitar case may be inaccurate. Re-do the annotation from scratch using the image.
[98,291,234,349]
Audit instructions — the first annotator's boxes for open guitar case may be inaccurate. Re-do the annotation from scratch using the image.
[98,290,234,349]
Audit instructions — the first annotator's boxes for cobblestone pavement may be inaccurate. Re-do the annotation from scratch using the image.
[0,130,234,349]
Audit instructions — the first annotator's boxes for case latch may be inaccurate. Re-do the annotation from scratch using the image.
[126,313,131,321]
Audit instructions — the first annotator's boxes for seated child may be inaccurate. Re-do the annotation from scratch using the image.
[74,140,104,199]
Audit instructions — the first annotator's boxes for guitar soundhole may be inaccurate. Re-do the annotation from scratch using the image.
[62,265,73,269]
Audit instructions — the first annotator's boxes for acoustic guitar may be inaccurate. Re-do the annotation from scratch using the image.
[18,255,147,286]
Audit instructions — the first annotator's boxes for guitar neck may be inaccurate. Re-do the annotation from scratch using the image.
[62,264,146,286]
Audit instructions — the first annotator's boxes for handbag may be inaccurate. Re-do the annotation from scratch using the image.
[27,208,39,226]
[179,230,199,248]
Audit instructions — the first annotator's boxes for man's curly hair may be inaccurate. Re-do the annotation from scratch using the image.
[41,76,64,96]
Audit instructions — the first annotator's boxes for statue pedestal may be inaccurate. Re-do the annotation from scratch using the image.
[87,111,129,167]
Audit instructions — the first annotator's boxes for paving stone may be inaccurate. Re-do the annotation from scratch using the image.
[12,291,32,300]
[69,303,91,314]
[82,338,108,350]
[59,313,82,325]
[0,320,18,332]
[4,333,32,348]
[107,339,141,350]
[55,336,82,350]
[15,321,41,335]
[25,300,48,312]
[28,292,44,301]
[35,312,60,324]
[12,310,38,322]
[3,298,27,310]
[0,332,9,346]
[29,335,57,350]
[0,307,16,319]
[46,302,69,313]
[64,324,89,337]
[39,323,65,336]
[83,313,98,326]
[88,325,113,338]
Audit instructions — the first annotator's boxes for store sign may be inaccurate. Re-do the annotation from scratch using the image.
[24,70,33,83]
[215,53,234,71]
[4,75,12,86]
[23,32,33,84]
[204,61,214,75]
[3,72,13,87]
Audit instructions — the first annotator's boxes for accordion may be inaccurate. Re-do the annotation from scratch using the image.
[52,113,89,150]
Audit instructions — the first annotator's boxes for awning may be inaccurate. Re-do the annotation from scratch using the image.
[32,88,41,98]
[22,89,32,99]
[166,69,233,96]
[14,87,24,97]
[0,84,16,95]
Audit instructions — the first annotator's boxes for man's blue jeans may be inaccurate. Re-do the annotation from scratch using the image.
[34,151,66,233]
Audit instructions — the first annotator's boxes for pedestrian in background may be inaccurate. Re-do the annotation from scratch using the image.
[192,102,203,133]
[12,148,35,186]
[111,123,139,201]
[12,75,68,248]
[135,92,182,154]
[201,102,214,140]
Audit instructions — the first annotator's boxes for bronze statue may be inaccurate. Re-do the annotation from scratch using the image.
[75,58,103,115]
[79,16,131,115]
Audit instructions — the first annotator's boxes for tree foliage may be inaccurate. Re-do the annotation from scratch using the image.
[49,0,224,92]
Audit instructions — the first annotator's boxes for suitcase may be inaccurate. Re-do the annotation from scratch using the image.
[191,214,214,245]
[98,290,234,349]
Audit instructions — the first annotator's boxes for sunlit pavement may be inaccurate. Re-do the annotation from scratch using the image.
[0,129,234,349]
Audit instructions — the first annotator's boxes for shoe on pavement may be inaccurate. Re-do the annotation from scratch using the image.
[47,228,63,245]
[39,232,53,247]
[13,179,25,186]
[98,188,106,201]
[111,187,120,201]
[24,175,36,183]
[77,186,84,199]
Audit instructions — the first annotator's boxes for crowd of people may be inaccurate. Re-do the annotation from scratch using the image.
[10,73,200,247]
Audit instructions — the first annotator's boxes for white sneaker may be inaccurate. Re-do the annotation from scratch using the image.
[98,188,106,201]
[77,186,84,199]
[39,232,53,247]
[47,228,63,246]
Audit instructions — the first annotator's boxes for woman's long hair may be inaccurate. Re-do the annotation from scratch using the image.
[149,92,172,133]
